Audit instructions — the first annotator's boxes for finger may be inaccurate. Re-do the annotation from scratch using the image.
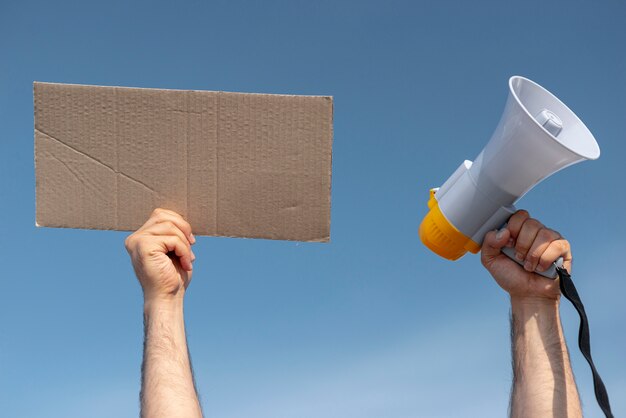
[144,221,196,261]
[124,233,137,253]
[160,235,194,272]
[146,208,195,244]
[537,239,572,273]
[524,227,561,272]
[506,210,530,240]
[153,207,183,217]
[481,228,510,265]
[142,221,193,253]
[514,218,543,267]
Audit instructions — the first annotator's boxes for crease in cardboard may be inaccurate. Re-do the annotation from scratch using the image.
[35,82,333,242]
[37,128,160,198]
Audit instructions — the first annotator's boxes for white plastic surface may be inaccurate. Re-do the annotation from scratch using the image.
[535,109,563,137]
[435,76,600,246]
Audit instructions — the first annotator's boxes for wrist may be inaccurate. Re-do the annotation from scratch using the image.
[144,294,185,316]
[510,296,559,318]
[510,294,559,307]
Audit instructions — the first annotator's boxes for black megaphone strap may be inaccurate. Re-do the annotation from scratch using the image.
[556,266,613,418]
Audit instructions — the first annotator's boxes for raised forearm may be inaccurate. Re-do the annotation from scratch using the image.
[142,299,203,418]
[510,298,581,418]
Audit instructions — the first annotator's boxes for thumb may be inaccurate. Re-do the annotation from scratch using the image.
[481,228,510,265]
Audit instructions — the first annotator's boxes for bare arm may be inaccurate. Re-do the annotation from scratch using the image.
[509,297,580,418]
[125,208,203,418]
[482,210,582,418]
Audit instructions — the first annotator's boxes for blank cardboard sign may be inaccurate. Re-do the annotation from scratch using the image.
[34,82,333,242]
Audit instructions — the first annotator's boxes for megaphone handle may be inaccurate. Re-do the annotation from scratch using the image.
[500,246,563,279]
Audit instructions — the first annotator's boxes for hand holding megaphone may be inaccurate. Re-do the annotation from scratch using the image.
[419,76,599,277]
[490,216,569,279]
[501,245,563,278]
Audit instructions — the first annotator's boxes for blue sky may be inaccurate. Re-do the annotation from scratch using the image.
[1,1,625,417]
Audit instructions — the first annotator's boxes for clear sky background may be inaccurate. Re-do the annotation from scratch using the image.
[1,1,625,417]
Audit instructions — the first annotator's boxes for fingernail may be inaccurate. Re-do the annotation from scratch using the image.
[190,233,196,244]
[515,252,524,261]
[506,238,515,247]
[524,261,533,271]
[495,229,505,240]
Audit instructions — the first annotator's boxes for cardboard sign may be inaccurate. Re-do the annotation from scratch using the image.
[34,82,333,242]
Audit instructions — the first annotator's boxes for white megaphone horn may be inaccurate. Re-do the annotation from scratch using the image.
[419,76,600,277]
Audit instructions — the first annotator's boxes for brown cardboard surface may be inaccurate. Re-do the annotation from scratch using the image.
[34,82,333,242]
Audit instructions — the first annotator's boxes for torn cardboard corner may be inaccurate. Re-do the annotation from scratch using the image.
[34,82,333,242]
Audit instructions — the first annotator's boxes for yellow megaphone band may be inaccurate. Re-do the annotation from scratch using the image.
[418,189,481,260]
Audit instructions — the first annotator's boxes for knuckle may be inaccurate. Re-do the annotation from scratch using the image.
[161,220,177,232]
[515,239,530,252]
[536,228,555,241]
[124,235,135,250]
[549,228,562,239]
[538,257,552,269]
[557,239,570,253]
[509,210,529,235]
[527,249,540,263]
[525,218,542,229]
[174,235,189,249]
[515,209,530,219]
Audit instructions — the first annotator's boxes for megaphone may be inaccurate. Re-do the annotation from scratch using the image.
[419,76,600,275]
